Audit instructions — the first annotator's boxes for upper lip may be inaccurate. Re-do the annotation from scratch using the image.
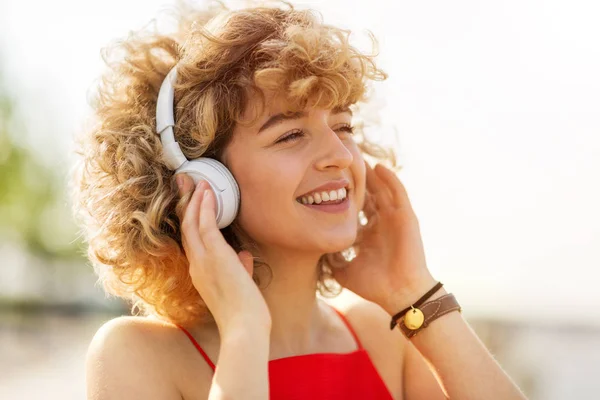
[297,179,351,198]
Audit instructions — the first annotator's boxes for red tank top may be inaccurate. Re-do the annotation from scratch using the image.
[176,304,394,399]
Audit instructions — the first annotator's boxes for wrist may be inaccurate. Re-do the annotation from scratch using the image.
[219,316,272,340]
[383,274,444,316]
[220,321,271,346]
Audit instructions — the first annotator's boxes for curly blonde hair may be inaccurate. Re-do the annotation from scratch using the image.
[70,0,396,326]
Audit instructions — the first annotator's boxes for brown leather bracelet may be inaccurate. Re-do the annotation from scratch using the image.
[390,282,444,330]
[398,293,462,338]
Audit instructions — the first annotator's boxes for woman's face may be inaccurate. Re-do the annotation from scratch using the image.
[223,94,366,256]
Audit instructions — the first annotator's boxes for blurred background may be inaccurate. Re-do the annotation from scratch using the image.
[0,0,598,398]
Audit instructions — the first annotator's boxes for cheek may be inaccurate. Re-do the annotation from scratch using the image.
[236,178,280,242]
[237,168,281,213]
[223,134,303,244]
[231,157,299,241]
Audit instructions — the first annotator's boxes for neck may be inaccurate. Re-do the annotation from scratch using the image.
[255,246,328,358]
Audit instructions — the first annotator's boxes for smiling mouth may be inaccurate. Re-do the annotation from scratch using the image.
[296,187,349,205]
[295,194,350,214]
[297,197,347,206]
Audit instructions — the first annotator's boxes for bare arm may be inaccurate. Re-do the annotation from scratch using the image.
[208,322,270,400]
[394,288,528,400]
[334,163,527,399]
[174,175,272,399]
[402,338,447,400]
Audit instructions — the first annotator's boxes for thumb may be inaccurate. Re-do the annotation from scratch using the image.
[237,250,255,278]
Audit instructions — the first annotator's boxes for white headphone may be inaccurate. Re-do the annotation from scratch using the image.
[156,66,240,229]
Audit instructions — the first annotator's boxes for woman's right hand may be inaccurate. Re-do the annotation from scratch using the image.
[176,173,271,335]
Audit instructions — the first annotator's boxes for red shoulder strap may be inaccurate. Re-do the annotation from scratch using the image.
[175,324,216,371]
[176,306,361,370]
[327,304,364,350]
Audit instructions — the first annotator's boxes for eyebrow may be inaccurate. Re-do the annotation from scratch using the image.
[257,105,353,134]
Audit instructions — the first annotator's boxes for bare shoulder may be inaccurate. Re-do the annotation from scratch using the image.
[86,315,209,400]
[322,289,407,399]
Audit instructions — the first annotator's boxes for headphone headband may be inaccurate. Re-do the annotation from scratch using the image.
[154,65,241,229]
[156,66,188,170]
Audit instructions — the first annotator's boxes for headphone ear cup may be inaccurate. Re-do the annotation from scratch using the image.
[175,158,240,229]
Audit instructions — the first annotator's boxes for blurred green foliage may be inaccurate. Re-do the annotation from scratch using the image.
[0,68,83,261]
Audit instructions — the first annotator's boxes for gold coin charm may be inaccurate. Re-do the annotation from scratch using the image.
[404,307,425,330]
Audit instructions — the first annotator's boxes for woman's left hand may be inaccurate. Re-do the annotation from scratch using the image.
[331,162,438,315]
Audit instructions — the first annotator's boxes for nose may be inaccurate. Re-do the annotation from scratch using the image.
[314,125,354,171]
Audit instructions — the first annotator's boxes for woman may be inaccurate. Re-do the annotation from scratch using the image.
[72,1,527,399]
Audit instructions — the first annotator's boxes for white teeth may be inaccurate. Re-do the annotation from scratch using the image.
[314,192,322,204]
[297,187,349,204]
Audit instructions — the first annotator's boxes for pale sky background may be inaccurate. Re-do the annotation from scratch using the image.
[0,0,598,323]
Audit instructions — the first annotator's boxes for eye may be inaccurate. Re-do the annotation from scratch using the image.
[274,124,355,145]
[275,129,305,144]
[336,124,355,135]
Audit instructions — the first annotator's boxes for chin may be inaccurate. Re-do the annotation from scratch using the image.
[313,228,358,254]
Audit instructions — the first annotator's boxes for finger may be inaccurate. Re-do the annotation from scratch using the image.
[365,161,392,206]
[184,180,207,227]
[176,173,195,197]
[181,180,209,252]
[361,190,378,219]
[198,187,224,249]
[237,250,255,277]
[175,174,195,215]
[373,164,411,209]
